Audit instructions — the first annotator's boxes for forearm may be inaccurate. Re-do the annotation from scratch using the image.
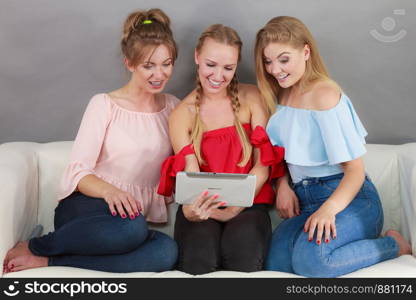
[77,174,118,198]
[324,160,365,214]
[249,164,269,197]
[275,172,290,190]
[184,155,200,172]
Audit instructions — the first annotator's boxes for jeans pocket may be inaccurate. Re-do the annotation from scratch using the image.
[309,181,338,203]
[321,179,339,192]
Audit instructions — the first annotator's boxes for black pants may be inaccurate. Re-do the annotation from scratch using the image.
[174,204,272,275]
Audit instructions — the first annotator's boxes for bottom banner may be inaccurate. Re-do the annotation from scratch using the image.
[0,278,415,299]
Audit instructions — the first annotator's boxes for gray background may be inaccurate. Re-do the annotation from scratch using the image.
[0,0,414,144]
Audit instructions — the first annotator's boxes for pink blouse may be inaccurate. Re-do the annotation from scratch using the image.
[58,93,180,223]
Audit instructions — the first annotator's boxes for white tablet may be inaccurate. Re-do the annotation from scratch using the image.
[175,172,256,207]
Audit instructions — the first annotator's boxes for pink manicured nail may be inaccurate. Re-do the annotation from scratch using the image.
[317,240,321,245]
[122,214,126,219]
[308,238,312,242]
[135,212,140,216]
[130,214,135,220]
[325,239,329,244]
[219,202,227,206]
[112,211,116,216]
[213,194,219,199]
[203,190,209,196]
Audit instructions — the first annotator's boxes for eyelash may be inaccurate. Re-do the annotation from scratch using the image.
[263,59,289,65]
[143,62,172,69]
[206,64,233,71]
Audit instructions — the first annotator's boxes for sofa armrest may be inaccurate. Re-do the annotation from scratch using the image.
[398,143,416,256]
[0,142,40,274]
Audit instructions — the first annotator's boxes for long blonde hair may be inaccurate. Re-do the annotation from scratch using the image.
[191,24,252,167]
[255,16,338,115]
[121,8,177,67]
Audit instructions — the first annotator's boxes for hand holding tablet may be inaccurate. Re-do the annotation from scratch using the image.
[181,190,226,222]
[175,172,256,207]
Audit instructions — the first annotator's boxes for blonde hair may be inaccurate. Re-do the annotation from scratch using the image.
[121,8,177,67]
[255,16,339,115]
[191,24,252,167]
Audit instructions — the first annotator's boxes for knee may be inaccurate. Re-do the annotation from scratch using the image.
[221,223,270,272]
[223,253,264,272]
[152,232,178,271]
[264,248,293,273]
[112,215,149,251]
[221,239,266,272]
[291,238,333,278]
[177,245,219,275]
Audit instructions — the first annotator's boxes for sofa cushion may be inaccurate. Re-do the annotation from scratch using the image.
[4,255,415,278]
[362,144,401,233]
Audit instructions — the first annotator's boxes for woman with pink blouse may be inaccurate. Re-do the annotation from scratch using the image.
[3,8,180,273]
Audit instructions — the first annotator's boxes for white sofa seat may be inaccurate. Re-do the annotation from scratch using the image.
[1,142,415,278]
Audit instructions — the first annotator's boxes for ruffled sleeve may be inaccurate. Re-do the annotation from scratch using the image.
[312,95,368,165]
[157,144,195,196]
[250,126,286,179]
[58,94,111,200]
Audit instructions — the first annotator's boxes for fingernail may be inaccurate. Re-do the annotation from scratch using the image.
[130,214,135,220]
[325,239,329,244]
[220,202,226,206]
[304,228,307,233]
[308,238,312,242]
[135,212,140,216]
[112,211,116,216]
[122,214,126,219]
[203,190,209,196]
[333,236,337,239]
[213,194,219,199]
[317,240,321,245]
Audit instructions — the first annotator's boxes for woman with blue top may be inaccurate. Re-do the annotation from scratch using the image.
[254,16,412,277]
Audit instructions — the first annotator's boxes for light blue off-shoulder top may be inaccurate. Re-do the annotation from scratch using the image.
[266,93,368,183]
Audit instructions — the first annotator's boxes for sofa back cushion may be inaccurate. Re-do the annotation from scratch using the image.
[36,142,402,236]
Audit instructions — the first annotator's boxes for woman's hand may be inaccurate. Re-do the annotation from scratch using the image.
[102,187,141,219]
[210,206,244,222]
[303,158,366,244]
[276,180,300,219]
[304,200,339,244]
[183,191,226,222]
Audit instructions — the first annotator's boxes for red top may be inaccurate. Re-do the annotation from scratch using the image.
[157,124,285,205]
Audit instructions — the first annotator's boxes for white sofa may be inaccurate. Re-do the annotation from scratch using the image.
[1,141,416,278]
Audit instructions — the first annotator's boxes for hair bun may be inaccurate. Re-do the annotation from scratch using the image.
[122,8,172,42]
[146,8,171,28]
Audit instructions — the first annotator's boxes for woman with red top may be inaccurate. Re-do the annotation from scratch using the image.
[157,24,285,275]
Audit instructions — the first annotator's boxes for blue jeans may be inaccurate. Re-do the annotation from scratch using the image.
[265,173,399,277]
[29,192,178,273]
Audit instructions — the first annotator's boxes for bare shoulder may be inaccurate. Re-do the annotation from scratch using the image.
[164,93,181,107]
[238,83,263,108]
[169,90,196,125]
[308,80,342,111]
[239,83,261,99]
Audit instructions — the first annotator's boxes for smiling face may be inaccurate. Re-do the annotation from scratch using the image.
[263,42,310,89]
[126,44,173,94]
[195,38,239,95]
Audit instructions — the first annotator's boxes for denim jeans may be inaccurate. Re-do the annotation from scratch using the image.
[265,173,399,277]
[29,192,178,273]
